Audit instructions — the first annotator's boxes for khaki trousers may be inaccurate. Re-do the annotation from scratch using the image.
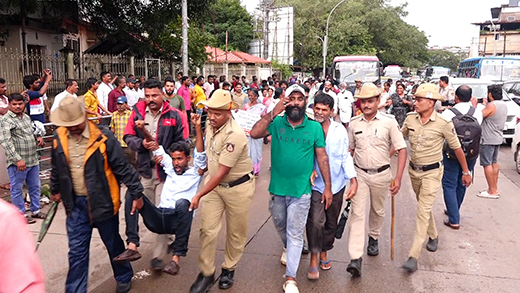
[348,167,392,259]
[408,165,443,259]
[141,171,167,259]
[198,178,255,276]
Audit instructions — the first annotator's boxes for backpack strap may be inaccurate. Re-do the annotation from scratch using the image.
[467,106,475,116]
[450,107,462,117]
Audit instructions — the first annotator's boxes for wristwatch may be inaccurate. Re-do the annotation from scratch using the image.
[462,171,471,176]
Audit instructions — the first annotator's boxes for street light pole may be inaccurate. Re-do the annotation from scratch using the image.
[323,0,346,79]
[182,0,189,75]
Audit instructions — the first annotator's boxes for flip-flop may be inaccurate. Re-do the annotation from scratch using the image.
[319,259,332,271]
[307,265,319,280]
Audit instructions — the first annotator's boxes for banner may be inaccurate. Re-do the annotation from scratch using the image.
[232,109,261,134]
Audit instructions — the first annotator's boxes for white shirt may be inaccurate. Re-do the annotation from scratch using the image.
[323,89,339,114]
[51,90,77,112]
[123,87,139,107]
[153,146,207,209]
[338,90,354,123]
[203,82,214,98]
[441,102,483,125]
[96,82,113,109]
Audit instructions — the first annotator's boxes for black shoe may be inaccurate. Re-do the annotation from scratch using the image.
[218,268,235,290]
[367,237,379,256]
[302,239,309,255]
[150,258,165,271]
[346,258,362,277]
[190,272,215,293]
[402,257,418,273]
[116,282,131,293]
[426,237,438,252]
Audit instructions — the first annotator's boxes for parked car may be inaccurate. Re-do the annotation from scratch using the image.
[450,78,520,145]
[502,80,520,106]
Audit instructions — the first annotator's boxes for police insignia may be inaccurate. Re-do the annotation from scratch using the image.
[226,143,235,152]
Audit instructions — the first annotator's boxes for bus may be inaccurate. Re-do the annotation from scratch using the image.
[457,56,520,82]
[426,66,451,79]
[332,56,382,86]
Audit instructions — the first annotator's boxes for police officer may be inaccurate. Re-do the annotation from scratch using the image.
[346,83,408,277]
[188,89,255,293]
[401,83,472,273]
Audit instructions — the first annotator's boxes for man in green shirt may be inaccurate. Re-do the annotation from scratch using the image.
[251,84,332,293]
[164,76,186,116]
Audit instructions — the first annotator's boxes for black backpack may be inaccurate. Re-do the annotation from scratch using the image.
[444,107,481,160]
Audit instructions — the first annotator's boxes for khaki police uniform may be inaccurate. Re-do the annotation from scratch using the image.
[348,111,406,259]
[402,110,460,259]
[198,91,255,276]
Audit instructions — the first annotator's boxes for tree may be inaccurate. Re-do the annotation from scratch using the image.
[280,0,429,70]
[428,50,461,72]
[204,0,254,52]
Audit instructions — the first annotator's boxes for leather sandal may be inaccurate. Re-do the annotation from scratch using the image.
[163,261,179,275]
[443,219,460,230]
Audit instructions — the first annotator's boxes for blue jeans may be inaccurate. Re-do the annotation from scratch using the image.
[442,155,476,225]
[8,165,40,214]
[269,193,311,279]
[65,196,133,293]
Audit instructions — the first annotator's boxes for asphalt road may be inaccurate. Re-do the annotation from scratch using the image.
[35,144,520,293]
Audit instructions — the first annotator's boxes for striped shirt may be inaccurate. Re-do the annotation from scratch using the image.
[0,111,39,167]
[110,109,131,147]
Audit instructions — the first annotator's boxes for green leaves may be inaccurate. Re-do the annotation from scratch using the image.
[283,0,429,70]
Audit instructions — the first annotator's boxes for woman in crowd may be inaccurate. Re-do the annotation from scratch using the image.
[389,83,413,127]
[243,89,267,176]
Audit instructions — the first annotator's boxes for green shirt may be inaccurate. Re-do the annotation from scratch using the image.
[168,95,186,111]
[267,114,325,197]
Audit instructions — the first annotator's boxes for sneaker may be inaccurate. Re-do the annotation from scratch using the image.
[280,248,287,266]
[25,214,36,224]
[283,280,299,293]
[477,190,499,199]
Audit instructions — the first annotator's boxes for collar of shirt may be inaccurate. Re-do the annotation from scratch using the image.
[211,118,232,137]
[145,104,164,116]
[415,110,437,124]
[360,111,382,122]
[283,113,308,129]
[67,123,90,140]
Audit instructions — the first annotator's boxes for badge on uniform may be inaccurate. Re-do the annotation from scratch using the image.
[226,143,235,153]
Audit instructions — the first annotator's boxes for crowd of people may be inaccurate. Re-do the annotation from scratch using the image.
[0,70,508,293]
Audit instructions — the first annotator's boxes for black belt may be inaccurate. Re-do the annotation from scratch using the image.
[409,162,440,172]
[219,171,253,188]
[354,164,390,174]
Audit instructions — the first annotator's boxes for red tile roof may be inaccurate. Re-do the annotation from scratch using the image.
[205,46,271,64]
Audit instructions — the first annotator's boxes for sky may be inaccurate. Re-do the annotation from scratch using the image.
[242,0,508,47]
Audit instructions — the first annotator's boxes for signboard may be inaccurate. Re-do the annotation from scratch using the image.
[232,110,262,134]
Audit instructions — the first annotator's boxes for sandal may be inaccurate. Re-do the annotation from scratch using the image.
[319,259,332,271]
[162,261,179,276]
[32,212,47,219]
[307,264,319,280]
[477,190,499,199]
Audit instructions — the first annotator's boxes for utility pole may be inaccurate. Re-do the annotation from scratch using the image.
[182,0,189,75]
[323,0,346,78]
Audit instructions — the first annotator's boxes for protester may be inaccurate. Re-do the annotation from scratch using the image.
[0,93,46,224]
[118,78,186,270]
[51,79,79,113]
[96,71,114,111]
[49,96,144,293]
[441,85,482,229]
[233,83,248,108]
[243,89,267,175]
[192,76,207,129]
[250,84,332,293]
[337,82,354,129]
[477,84,507,199]
[0,198,45,293]
[108,76,127,113]
[346,83,407,277]
[400,83,472,273]
[126,113,206,275]
[83,77,111,123]
[110,96,135,168]
[188,89,255,293]
[0,78,7,116]
[389,83,413,127]
[23,69,52,122]
[124,78,139,107]
[177,76,193,132]
[164,76,187,115]
[307,93,357,279]
[203,75,215,98]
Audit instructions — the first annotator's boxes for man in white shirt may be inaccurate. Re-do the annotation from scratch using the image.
[441,85,482,230]
[96,71,113,110]
[116,113,205,276]
[338,82,355,128]
[50,79,79,112]
[322,81,339,115]
[203,75,215,98]
[123,78,139,107]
